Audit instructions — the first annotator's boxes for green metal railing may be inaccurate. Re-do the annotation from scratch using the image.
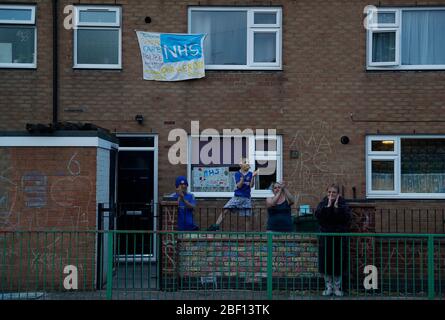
[0,230,444,300]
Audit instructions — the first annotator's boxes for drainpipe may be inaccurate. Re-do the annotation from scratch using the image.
[52,0,58,128]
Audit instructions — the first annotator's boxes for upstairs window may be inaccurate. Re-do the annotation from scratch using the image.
[0,5,36,68]
[188,7,282,70]
[74,6,121,69]
[367,8,445,70]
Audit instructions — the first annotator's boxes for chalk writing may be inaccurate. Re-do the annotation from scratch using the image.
[22,172,47,208]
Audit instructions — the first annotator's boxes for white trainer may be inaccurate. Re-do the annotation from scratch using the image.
[322,287,333,296]
[322,276,333,296]
[333,277,343,297]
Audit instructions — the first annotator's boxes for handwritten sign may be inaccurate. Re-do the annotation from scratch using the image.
[192,167,230,188]
[136,31,206,81]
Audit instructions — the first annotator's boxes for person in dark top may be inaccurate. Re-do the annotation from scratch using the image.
[266,182,295,232]
[170,176,199,231]
[315,184,351,297]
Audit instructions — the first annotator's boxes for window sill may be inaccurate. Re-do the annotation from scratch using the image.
[73,65,122,70]
[367,194,445,200]
[366,66,445,71]
[193,192,273,199]
[0,65,36,69]
[206,67,282,71]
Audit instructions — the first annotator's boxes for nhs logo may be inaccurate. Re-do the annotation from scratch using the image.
[160,34,204,63]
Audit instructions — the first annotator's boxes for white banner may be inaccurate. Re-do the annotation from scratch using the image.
[136,31,206,81]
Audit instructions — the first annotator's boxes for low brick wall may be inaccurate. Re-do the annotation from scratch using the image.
[159,202,376,290]
[177,234,319,278]
[159,202,445,294]
[158,233,319,291]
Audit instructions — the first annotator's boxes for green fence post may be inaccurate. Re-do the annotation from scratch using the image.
[267,232,273,300]
[427,235,435,300]
[106,231,114,300]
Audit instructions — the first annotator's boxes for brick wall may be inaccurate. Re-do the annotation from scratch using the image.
[159,202,444,294]
[175,234,319,289]
[0,146,98,291]
[0,147,97,230]
[1,1,444,212]
[0,230,97,292]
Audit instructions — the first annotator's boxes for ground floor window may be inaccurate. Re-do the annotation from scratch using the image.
[367,135,445,198]
[188,135,282,197]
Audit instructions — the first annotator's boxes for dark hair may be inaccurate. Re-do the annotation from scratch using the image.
[327,184,340,193]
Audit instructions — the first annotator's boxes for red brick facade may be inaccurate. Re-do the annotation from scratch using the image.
[0,147,97,231]
[1,0,445,209]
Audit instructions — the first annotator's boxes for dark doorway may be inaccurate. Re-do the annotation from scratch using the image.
[116,136,157,259]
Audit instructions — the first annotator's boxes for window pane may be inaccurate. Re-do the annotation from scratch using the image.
[371,140,395,152]
[402,10,445,65]
[254,32,276,63]
[377,12,395,24]
[0,27,35,63]
[77,29,119,65]
[372,32,396,62]
[255,160,277,190]
[372,160,394,190]
[191,136,248,166]
[190,136,249,192]
[79,10,117,24]
[118,136,154,148]
[401,139,445,193]
[0,8,32,21]
[255,138,277,152]
[190,11,247,65]
[254,12,276,24]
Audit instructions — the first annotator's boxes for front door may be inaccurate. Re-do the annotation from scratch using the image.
[116,135,157,260]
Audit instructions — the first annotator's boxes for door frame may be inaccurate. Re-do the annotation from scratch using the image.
[116,133,158,262]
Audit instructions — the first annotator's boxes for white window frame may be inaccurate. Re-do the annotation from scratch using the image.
[368,136,398,155]
[366,135,445,199]
[367,7,445,70]
[0,5,35,24]
[187,135,282,198]
[368,9,400,29]
[0,4,36,69]
[367,155,399,196]
[73,5,122,69]
[248,28,281,67]
[367,28,400,67]
[188,7,282,70]
[252,134,282,197]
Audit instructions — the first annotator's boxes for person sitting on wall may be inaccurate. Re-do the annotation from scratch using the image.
[207,158,259,231]
[170,176,199,231]
[315,183,351,297]
[266,181,295,232]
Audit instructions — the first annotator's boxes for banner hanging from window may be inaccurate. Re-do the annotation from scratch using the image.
[136,31,206,81]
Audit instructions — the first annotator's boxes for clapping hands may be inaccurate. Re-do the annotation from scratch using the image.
[328,194,340,208]
[176,188,184,199]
